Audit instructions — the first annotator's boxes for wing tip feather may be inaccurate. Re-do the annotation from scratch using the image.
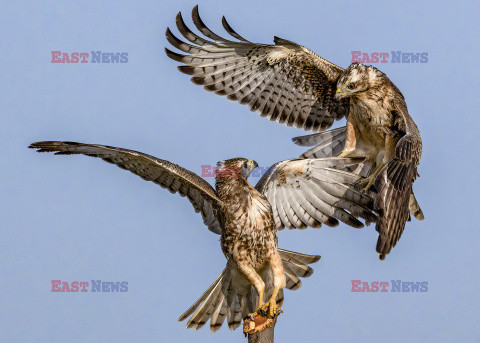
[165,47,186,63]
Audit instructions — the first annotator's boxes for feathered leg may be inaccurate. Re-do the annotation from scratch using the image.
[234,250,265,312]
[338,118,357,157]
[260,252,286,317]
[356,162,385,192]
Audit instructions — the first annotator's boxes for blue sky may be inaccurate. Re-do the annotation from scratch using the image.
[2,0,479,342]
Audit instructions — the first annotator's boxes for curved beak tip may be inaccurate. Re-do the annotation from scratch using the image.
[335,88,342,99]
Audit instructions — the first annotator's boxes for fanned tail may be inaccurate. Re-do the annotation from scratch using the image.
[374,160,415,260]
[179,270,228,332]
[278,249,321,290]
[179,249,320,332]
[179,266,254,332]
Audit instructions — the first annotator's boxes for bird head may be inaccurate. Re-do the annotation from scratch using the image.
[335,63,383,99]
[216,158,258,179]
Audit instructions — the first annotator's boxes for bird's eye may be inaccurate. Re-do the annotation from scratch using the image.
[347,83,356,90]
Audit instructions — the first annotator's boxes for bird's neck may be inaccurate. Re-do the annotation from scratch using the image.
[215,175,251,202]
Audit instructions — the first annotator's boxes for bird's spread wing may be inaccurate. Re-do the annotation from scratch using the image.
[165,5,349,132]
[292,126,423,216]
[255,158,376,230]
[292,126,347,159]
[374,101,423,259]
[29,141,224,234]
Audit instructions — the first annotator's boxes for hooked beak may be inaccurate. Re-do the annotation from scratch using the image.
[335,88,344,99]
[243,160,258,178]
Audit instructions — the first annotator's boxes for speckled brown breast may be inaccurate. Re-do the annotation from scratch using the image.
[220,184,277,270]
[350,95,400,162]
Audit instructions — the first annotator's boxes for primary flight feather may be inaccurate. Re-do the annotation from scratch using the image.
[166,6,424,260]
[29,141,375,331]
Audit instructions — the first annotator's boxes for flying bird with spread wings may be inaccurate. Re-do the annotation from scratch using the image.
[165,6,424,260]
[29,141,375,331]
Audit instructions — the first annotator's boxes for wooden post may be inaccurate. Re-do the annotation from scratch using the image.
[248,325,274,343]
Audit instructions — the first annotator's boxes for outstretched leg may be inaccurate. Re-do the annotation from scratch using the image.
[262,252,286,317]
[338,118,356,157]
[234,249,265,312]
[358,133,396,192]
[356,162,385,192]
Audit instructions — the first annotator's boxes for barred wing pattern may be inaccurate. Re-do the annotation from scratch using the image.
[165,5,350,132]
[255,158,376,230]
[29,141,224,234]
[292,126,347,159]
[293,125,424,259]
[374,101,423,259]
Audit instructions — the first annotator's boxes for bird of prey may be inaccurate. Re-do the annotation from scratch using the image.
[29,141,375,331]
[165,6,423,260]
[295,66,424,259]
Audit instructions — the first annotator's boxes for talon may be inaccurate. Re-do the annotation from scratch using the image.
[356,162,386,192]
[256,300,281,319]
[258,303,269,316]
[244,314,254,321]
[355,175,374,192]
[268,300,277,318]
[338,149,353,158]
[269,307,275,317]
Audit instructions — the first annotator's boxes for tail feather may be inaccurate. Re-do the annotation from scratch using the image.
[292,127,346,159]
[279,249,320,289]
[227,295,243,330]
[282,259,314,278]
[283,263,302,290]
[278,248,321,265]
[374,160,415,260]
[292,127,346,147]
[186,274,224,330]
[209,295,227,332]
[193,287,223,330]
[178,270,225,322]
[408,192,424,220]
[180,250,320,332]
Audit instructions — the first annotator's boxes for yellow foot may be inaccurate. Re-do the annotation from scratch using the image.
[356,162,386,192]
[256,301,281,318]
[356,174,376,192]
[268,299,279,318]
[337,149,354,158]
[259,302,271,317]
[245,302,281,321]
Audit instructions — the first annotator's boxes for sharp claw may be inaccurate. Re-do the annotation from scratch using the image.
[245,314,254,321]
[252,301,282,320]
[355,174,375,193]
